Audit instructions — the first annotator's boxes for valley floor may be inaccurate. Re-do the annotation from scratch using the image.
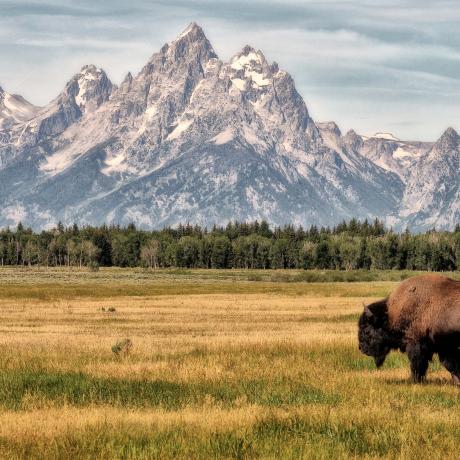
[0,268,459,458]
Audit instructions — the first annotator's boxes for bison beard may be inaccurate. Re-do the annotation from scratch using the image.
[358,275,460,384]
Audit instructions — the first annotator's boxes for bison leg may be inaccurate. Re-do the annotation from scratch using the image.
[438,349,460,385]
[407,341,432,383]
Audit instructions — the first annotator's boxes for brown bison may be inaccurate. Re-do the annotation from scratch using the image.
[358,274,460,384]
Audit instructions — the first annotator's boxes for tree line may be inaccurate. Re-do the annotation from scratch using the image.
[1,219,460,271]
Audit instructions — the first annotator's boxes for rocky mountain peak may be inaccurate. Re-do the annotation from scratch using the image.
[71,65,113,113]
[138,23,217,89]
[270,62,279,74]
[444,126,458,137]
[436,127,459,152]
[341,130,363,154]
[345,129,359,139]
[231,46,268,69]
[24,65,113,140]
[80,64,99,74]
[344,129,359,140]
[119,72,133,93]
[176,22,205,41]
[317,121,342,137]
[159,22,217,65]
[228,46,273,92]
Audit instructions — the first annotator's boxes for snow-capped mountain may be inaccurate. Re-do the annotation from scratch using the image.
[0,87,40,130]
[0,23,457,230]
[357,134,431,180]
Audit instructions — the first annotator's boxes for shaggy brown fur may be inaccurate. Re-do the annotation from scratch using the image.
[358,275,460,384]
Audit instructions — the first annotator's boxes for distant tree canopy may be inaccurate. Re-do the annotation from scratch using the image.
[1,218,460,271]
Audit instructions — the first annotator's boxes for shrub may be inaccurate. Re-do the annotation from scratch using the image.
[111,338,132,356]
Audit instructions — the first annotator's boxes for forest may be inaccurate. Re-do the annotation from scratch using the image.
[1,219,460,271]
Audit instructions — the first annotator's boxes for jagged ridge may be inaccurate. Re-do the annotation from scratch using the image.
[0,23,456,231]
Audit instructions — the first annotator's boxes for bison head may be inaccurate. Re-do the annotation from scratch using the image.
[358,299,393,368]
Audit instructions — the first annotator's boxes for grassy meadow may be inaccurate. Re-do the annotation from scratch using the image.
[0,267,459,459]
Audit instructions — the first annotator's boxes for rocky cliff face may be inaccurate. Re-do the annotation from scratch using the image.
[399,128,460,230]
[0,23,457,230]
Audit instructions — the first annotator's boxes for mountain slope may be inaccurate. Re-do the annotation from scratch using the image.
[400,128,460,230]
[0,23,457,230]
[358,133,431,180]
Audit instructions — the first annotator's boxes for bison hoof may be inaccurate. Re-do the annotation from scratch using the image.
[452,374,460,386]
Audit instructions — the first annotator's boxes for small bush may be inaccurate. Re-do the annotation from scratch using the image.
[111,338,132,356]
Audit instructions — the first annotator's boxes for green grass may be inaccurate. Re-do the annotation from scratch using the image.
[0,280,395,300]
[0,369,338,411]
[0,420,403,460]
[3,418,455,460]
[0,265,455,283]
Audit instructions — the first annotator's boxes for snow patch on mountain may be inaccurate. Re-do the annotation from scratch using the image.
[167,119,193,140]
[231,78,246,91]
[212,128,234,145]
[370,132,400,141]
[102,152,131,175]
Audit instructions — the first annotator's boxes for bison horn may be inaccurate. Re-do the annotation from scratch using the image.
[364,306,373,318]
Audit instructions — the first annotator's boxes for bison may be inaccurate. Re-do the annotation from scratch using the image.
[358,274,460,384]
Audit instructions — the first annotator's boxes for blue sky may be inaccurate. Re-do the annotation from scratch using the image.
[1,0,459,141]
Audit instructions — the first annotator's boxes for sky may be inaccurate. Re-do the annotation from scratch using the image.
[1,0,459,141]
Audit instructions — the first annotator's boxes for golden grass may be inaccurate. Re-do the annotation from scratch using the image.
[0,268,459,458]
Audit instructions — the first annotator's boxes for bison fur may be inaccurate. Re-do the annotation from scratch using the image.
[358,275,460,384]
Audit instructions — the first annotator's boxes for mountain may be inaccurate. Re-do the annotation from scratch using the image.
[358,134,431,180]
[0,23,457,230]
[399,127,460,230]
[0,87,40,131]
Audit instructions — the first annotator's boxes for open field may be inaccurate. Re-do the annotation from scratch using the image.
[0,267,459,458]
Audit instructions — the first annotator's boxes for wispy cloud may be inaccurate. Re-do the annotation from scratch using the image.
[0,0,459,140]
